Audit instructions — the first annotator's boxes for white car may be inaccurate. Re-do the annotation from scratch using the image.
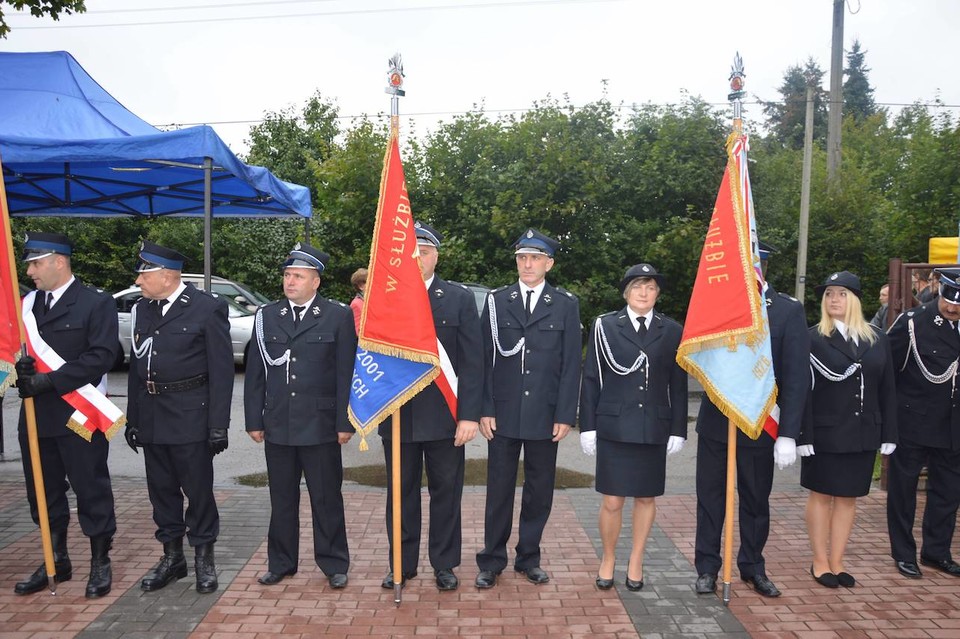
[113,286,255,367]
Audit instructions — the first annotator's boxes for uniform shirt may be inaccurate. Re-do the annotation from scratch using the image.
[519,280,546,315]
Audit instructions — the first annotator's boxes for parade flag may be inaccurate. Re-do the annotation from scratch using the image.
[0,157,21,393]
[676,132,777,440]
[347,132,446,450]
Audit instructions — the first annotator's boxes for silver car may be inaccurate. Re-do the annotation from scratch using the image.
[113,286,255,367]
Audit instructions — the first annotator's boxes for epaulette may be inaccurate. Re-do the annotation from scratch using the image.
[447,280,471,291]
[777,292,800,302]
[555,286,577,300]
[491,285,510,294]
[333,300,349,309]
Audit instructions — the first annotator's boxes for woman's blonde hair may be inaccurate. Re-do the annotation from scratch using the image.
[816,288,877,345]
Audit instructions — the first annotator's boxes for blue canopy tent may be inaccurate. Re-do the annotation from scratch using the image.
[0,50,312,282]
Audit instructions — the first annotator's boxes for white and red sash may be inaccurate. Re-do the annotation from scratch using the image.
[22,291,126,441]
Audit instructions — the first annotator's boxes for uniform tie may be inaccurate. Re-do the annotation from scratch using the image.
[846,335,857,358]
[524,290,533,318]
[44,292,53,314]
[636,317,647,337]
[149,298,168,318]
[292,305,305,328]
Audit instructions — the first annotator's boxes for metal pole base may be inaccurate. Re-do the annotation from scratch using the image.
[393,582,402,606]
[722,581,731,606]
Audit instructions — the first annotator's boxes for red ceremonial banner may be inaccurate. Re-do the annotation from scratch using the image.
[0,155,22,393]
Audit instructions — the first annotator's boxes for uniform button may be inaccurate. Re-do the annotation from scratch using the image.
[638,403,643,408]
[854,411,860,416]
[291,374,297,380]
[155,330,160,335]
[526,349,531,354]
[525,370,530,375]
[291,357,297,362]
[638,386,644,390]
[291,391,297,397]
[152,351,157,355]
[524,391,530,396]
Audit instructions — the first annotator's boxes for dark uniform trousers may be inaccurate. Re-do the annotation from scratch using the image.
[694,287,810,579]
[477,281,581,573]
[127,283,234,547]
[244,296,356,577]
[18,282,120,539]
[379,277,483,573]
[886,301,960,563]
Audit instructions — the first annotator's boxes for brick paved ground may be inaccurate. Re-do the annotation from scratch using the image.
[1,477,958,638]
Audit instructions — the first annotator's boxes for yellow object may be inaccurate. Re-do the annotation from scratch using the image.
[929,237,959,263]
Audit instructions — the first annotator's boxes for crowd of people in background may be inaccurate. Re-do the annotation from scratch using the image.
[9,228,960,603]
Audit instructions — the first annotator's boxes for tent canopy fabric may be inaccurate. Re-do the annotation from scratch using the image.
[0,51,311,218]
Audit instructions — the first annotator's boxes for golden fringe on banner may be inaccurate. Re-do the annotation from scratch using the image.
[66,414,127,442]
[350,368,439,451]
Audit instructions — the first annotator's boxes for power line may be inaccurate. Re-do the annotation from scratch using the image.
[11,0,626,29]
[82,0,343,14]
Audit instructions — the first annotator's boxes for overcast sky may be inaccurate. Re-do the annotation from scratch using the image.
[3,0,958,153]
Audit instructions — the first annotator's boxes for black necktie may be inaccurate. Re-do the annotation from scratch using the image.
[293,305,305,327]
[43,292,52,314]
[637,317,647,337]
[524,290,533,318]
[846,335,857,358]
[149,298,168,318]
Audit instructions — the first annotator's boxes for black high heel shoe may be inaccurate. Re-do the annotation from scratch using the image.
[595,575,614,590]
[625,575,644,591]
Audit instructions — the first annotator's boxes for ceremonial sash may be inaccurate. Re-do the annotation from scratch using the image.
[22,291,126,441]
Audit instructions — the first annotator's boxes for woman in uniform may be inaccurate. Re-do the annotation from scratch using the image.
[800,271,898,588]
[579,264,687,591]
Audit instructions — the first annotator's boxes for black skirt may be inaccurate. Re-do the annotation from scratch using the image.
[800,450,876,497]
[595,437,666,497]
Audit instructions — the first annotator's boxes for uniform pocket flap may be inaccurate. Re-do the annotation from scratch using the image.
[264,332,288,344]
[306,333,335,343]
[596,402,621,416]
[539,322,565,331]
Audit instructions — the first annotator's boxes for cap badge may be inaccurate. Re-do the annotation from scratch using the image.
[642,265,650,272]
[830,273,839,280]
[526,230,534,239]
[415,221,422,229]
[293,242,302,250]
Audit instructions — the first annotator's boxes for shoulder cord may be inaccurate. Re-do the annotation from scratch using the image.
[129,303,155,378]
[906,317,958,395]
[593,317,648,391]
[255,308,291,383]
[487,292,525,372]
[809,353,864,413]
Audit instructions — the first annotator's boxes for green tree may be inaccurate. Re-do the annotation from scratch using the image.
[843,39,879,123]
[0,0,84,38]
[761,59,828,150]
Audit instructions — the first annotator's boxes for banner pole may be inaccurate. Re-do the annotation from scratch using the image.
[0,153,56,594]
[722,418,736,605]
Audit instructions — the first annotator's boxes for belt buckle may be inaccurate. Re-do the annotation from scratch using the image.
[146,380,159,395]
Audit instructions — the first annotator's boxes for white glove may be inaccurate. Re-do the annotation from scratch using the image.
[580,431,597,456]
[666,436,685,455]
[880,442,897,455]
[797,444,815,457]
[773,436,797,470]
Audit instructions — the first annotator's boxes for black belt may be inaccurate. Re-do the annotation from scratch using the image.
[146,374,208,395]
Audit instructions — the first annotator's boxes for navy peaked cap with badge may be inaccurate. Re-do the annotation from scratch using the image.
[282,242,328,272]
[757,240,777,261]
[513,228,559,257]
[135,240,187,272]
[815,270,862,299]
[619,263,666,294]
[22,231,74,261]
[936,267,960,303]
[414,221,443,247]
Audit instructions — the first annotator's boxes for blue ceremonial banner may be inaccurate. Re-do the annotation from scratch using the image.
[349,348,435,435]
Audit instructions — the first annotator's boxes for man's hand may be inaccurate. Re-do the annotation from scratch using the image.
[552,423,571,442]
[338,432,353,445]
[17,372,53,398]
[454,420,479,447]
[208,428,228,456]
[479,416,497,441]
[14,355,36,378]
[773,436,797,470]
[124,424,140,454]
[247,430,265,443]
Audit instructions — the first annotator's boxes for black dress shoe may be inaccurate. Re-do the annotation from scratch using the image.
[895,560,923,579]
[595,576,614,590]
[694,573,717,594]
[811,565,839,588]
[836,571,856,588]
[515,566,550,584]
[381,570,417,589]
[14,560,73,595]
[625,576,644,591]
[920,556,960,577]
[742,574,781,597]
[257,571,295,585]
[328,573,348,589]
[475,569,500,589]
[435,569,459,591]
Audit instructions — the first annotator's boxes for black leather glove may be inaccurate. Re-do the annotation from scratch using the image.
[124,424,140,454]
[14,355,36,378]
[17,372,53,398]
[208,428,228,456]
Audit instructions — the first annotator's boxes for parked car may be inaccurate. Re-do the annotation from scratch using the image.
[113,286,254,368]
[181,274,270,312]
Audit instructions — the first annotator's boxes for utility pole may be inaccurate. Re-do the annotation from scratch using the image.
[796,83,815,302]
[826,0,844,181]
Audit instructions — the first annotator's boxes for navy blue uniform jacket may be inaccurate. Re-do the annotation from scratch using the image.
[244,296,356,445]
[126,283,234,445]
[378,277,483,442]
[481,281,581,440]
[697,287,810,446]
[886,301,960,450]
[20,282,120,438]
[799,325,898,452]
[580,308,687,443]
